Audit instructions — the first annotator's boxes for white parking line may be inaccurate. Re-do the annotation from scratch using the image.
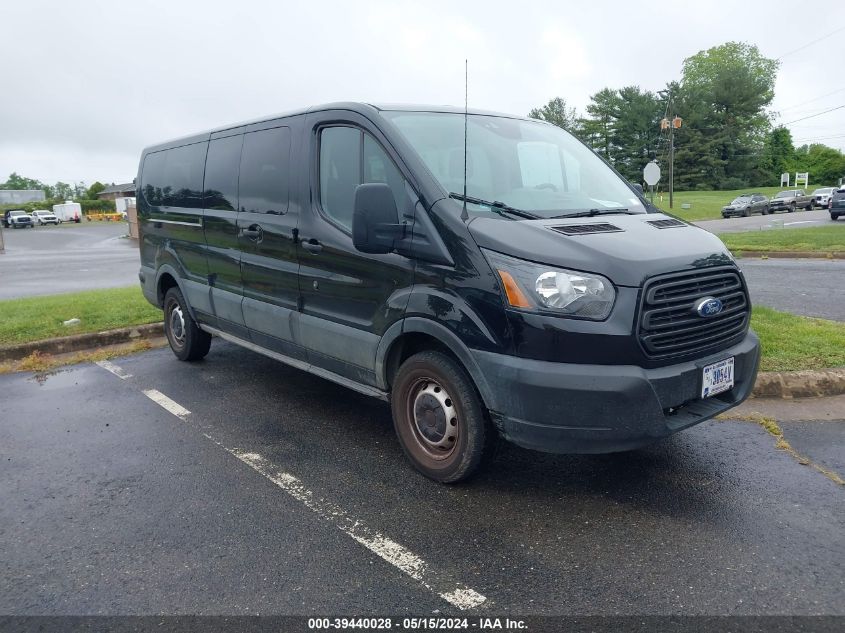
[142,389,191,420]
[95,359,132,380]
[227,449,487,611]
[135,387,487,610]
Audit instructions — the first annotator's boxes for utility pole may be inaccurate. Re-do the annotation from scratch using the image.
[659,92,682,210]
[668,120,674,209]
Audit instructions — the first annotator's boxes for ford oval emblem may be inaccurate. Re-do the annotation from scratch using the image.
[694,296,723,317]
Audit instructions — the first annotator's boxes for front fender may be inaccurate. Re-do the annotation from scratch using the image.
[375,316,498,412]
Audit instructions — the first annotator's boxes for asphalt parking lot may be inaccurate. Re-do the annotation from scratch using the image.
[1,342,843,616]
[0,223,136,299]
[694,208,833,234]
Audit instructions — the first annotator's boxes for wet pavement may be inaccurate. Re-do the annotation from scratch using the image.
[1,343,842,615]
[0,223,137,299]
[694,208,833,234]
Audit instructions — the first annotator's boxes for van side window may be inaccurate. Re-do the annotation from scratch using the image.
[319,127,405,229]
[142,142,207,209]
[239,127,290,215]
[319,127,361,229]
[204,135,243,211]
[363,134,405,213]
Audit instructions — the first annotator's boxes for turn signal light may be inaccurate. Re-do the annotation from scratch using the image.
[496,270,532,308]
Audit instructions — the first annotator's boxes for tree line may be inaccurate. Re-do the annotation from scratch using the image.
[0,172,107,201]
[529,42,845,190]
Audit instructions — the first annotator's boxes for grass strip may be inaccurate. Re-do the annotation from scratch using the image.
[0,286,161,346]
[718,225,845,254]
[751,306,845,372]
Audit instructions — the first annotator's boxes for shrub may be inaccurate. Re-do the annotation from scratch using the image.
[80,199,116,213]
[719,177,748,190]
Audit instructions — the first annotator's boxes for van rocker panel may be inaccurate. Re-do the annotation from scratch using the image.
[473,330,760,453]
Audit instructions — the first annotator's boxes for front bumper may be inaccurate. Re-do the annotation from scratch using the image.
[473,331,760,454]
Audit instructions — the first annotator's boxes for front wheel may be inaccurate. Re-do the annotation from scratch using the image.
[391,351,496,483]
[163,287,211,361]
[788,203,796,213]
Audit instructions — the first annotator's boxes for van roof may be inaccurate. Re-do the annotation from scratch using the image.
[141,102,534,154]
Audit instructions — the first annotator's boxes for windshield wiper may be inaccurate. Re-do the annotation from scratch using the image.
[448,192,540,220]
[550,208,634,219]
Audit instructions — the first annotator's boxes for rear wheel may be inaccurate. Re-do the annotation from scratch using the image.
[391,351,496,483]
[163,287,211,361]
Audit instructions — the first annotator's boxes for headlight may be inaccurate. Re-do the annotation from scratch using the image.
[482,249,616,320]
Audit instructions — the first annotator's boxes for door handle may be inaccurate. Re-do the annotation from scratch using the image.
[241,224,263,241]
[301,238,323,254]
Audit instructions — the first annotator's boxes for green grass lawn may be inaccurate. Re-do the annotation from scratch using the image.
[752,306,845,372]
[0,287,161,346]
[653,185,837,222]
[718,225,845,254]
[1,287,841,373]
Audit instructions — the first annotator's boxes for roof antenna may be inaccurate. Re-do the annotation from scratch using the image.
[460,59,469,222]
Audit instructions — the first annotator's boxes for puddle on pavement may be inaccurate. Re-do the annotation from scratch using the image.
[25,366,90,389]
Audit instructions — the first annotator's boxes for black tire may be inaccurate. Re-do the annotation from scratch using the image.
[741,208,749,217]
[788,203,796,213]
[163,287,211,361]
[391,350,496,483]
[832,214,839,222]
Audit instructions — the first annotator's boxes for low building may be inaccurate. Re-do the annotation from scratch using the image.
[0,189,46,204]
[97,182,136,201]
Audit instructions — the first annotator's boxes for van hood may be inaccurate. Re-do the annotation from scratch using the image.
[467,213,734,287]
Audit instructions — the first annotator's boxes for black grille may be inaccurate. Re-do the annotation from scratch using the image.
[646,218,686,229]
[638,267,749,359]
[550,223,622,236]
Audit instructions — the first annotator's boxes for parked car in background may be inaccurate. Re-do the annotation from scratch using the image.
[769,190,814,213]
[31,209,60,225]
[830,187,845,221]
[811,187,836,209]
[721,193,769,217]
[2,209,34,228]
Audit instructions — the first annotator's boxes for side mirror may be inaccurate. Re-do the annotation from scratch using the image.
[352,183,404,254]
[631,182,644,195]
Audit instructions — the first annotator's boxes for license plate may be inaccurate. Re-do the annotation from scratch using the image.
[702,357,734,398]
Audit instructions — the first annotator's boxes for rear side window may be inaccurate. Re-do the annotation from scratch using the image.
[319,127,405,230]
[141,143,207,208]
[204,135,243,211]
[239,127,290,215]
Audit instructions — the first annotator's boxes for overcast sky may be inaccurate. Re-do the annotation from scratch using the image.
[2,0,843,186]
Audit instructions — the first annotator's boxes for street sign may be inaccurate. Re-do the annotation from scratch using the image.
[643,162,661,186]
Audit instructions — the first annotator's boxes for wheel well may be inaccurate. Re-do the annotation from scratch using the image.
[384,332,459,388]
[156,273,178,307]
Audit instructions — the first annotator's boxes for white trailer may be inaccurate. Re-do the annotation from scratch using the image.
[115,196,136,218]
[52,201,83,223]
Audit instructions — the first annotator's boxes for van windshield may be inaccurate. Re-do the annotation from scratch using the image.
[383,111,646,217]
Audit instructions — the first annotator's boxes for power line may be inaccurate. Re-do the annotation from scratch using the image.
[779,87,845,112]
[776,26,845,60]
[794,133,845,143]
[780,104,845,126]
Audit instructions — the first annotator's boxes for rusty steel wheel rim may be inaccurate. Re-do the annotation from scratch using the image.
[406,377,459,461]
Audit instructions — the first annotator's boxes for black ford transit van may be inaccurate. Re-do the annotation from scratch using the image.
[138,102,760,483]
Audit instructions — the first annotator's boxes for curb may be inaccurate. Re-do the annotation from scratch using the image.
[751,368,845,399]
[733,250,844,259]
[1,324,843,399]
[0,323,163,362]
